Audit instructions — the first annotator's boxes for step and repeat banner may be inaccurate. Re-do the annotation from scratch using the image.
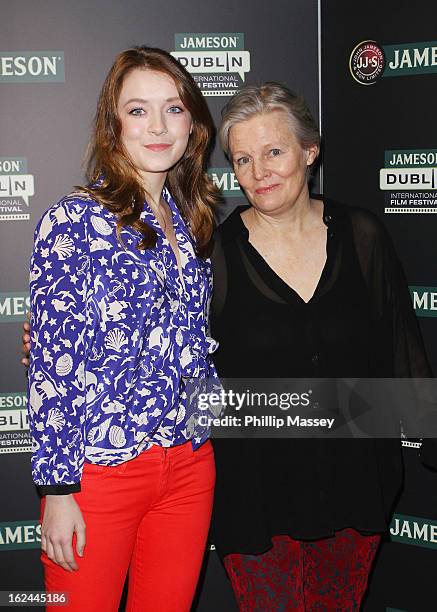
[321,1,437,611]
[0,1,318,610]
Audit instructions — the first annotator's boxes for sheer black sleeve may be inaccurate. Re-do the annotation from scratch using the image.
[349,207,437,469]
[350,207,431,377]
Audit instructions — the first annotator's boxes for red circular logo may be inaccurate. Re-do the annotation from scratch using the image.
[349,41,385,85]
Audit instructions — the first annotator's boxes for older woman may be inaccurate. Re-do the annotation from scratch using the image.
[210,83,433,610]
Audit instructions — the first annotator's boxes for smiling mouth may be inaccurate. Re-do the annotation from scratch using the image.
[144,144,172,152]
[255,184,280,194]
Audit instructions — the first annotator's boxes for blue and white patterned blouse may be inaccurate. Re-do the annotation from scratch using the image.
[28,187,218,491]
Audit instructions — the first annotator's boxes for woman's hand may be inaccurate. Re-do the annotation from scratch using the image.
[42,495,86,572]
[21,319,31,367]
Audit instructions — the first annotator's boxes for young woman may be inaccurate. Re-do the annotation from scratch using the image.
[26,46,219,612]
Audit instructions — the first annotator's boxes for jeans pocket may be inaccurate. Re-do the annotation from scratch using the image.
[192,439,214,458]
[191,440,216,487]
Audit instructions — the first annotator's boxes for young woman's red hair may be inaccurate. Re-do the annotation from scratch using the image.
[84,45,218,256]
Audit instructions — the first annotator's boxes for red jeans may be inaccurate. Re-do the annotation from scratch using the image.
[224,529,380,611]
[41,440,215,612]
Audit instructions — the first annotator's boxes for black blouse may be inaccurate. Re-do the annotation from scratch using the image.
[209,198,434,558]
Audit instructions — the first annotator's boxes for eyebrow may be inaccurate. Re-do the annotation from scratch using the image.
[231,144,275,155]
[232,142,284,153]
[123,96,182,105]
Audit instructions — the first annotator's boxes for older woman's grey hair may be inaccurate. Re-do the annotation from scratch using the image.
[219,82,321,178]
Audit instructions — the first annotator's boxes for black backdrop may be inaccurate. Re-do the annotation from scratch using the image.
[321,2,437,610]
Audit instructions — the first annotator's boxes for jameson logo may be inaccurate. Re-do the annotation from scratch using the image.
[383,41,437,77]
[350,39,437,84]
[0,51,64,83]
[208,168,241,197]
[0,157,34,221]
[0,392,31,454]
[390,514,437,549]
[385,150,437,167]
[0,521,41,551]
[0,292,30,321]
[410,286,437,317]
[171,33,251,96]
[379,149,437,214]
[349,41,385,85]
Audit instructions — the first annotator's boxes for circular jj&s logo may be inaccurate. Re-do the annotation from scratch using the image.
[349,40,385,85]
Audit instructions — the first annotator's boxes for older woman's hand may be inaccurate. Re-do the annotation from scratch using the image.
[21,319,31,367]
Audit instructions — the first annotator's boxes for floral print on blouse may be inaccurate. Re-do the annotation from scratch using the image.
[27,187,218,488]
